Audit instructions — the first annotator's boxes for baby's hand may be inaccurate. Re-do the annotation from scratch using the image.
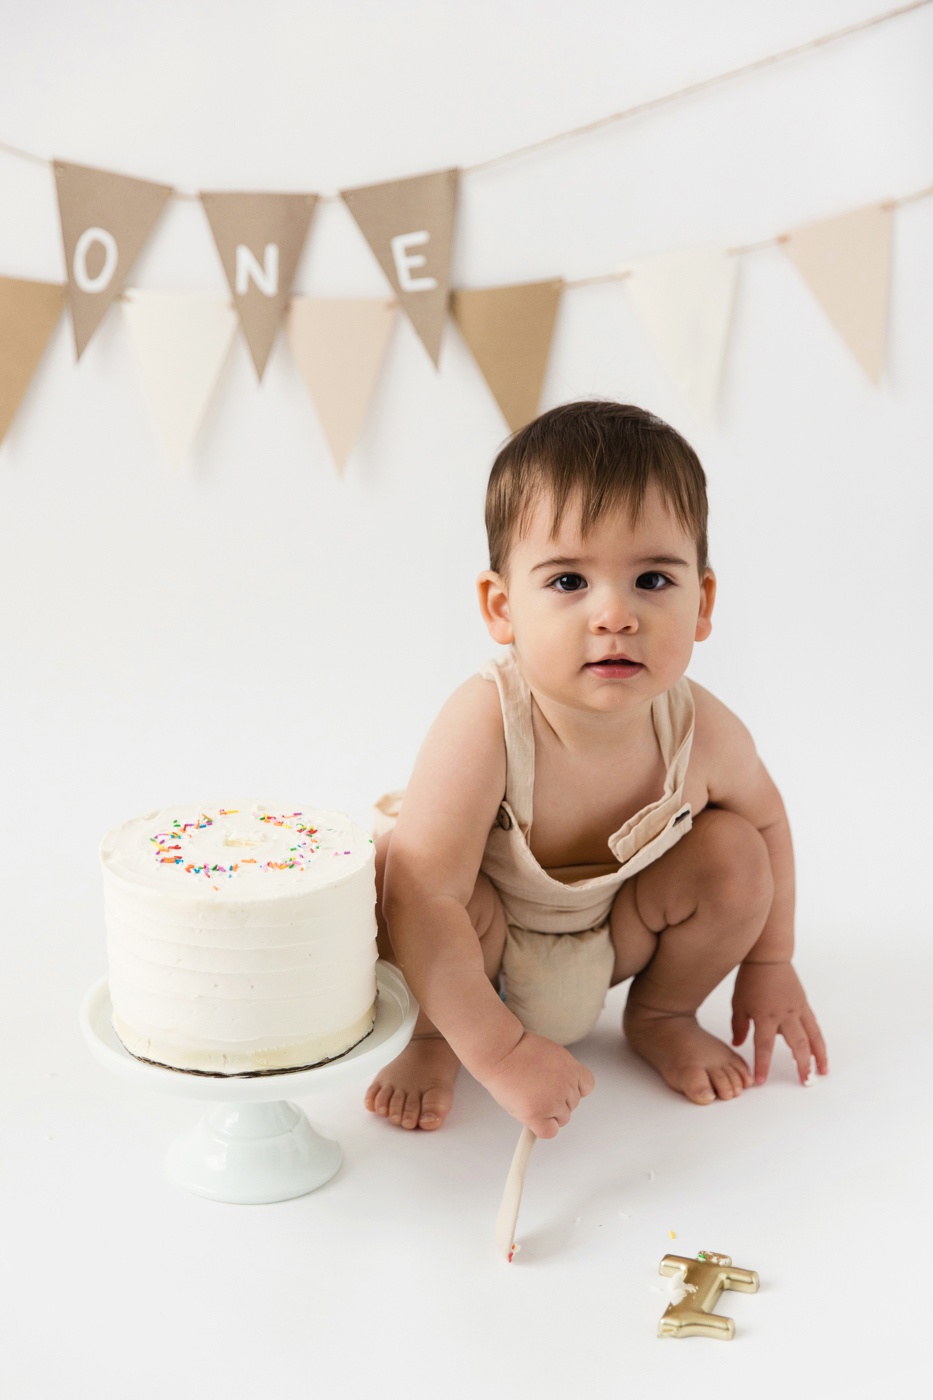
[731,960,828,1086]
[481,1031,595,1138]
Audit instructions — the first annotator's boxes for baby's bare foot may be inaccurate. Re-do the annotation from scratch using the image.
[364,1034,461,1130]
[623,1001,753,1106]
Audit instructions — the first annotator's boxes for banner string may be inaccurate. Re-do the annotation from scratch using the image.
[0,0,928,199]
[463,0,933,177]
[561,181,933,290]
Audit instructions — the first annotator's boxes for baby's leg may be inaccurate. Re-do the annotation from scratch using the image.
[364,830,508,1130]
[609,809,773,1105]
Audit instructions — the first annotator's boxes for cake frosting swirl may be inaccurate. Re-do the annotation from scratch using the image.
[101,801,378,1075]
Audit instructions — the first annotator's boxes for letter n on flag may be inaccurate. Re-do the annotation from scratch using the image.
[340,170,458,368]
[200,191,319,379]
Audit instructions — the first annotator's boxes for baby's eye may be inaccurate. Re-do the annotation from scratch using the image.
[636,571,672,591]
[550,573,587,592]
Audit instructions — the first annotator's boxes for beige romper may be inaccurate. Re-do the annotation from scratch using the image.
[373,646,697,1046]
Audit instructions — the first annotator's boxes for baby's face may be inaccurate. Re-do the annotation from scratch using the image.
[480,484,715,716]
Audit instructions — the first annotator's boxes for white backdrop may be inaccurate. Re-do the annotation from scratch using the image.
[2,4,932,1397]
[3,0,930,949]
[2,0,931,1009]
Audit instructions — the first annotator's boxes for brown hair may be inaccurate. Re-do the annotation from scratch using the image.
[485,401,709,577]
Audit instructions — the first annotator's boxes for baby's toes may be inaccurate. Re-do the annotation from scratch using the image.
[418,1087,452,1130]
[369,1082,395,1116]
[387,1087,408,1123]
[400,1094,422,1130]
[734,1056,753,1089]
[723,1062,746,1096]
[710,1066,737,1099]
[681,1066,716,1105]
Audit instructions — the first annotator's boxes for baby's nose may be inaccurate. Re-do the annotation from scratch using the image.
[590,589,637,630]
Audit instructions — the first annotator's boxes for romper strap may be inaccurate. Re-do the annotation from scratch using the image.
[478,648,536,838]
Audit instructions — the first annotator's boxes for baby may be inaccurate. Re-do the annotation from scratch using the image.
[365,401,827,1137]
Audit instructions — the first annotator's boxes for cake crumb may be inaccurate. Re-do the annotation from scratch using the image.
[804,1057,817,1086]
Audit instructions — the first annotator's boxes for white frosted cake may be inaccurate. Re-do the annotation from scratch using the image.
[100,802,378,1075]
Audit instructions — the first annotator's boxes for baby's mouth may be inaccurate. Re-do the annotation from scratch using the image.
[585,655,644,672]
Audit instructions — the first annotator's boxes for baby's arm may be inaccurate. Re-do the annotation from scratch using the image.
[385,676,594,1136]
[692,683,828,1086]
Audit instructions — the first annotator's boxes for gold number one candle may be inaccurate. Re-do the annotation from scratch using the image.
[657,1251,760,1339]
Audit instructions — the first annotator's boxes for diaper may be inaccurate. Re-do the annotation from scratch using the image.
[501,922,616,1046]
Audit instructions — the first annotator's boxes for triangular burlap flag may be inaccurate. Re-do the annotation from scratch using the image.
[54,160,173,360]
[199,191,318,380]
[340,169,458,367]
[451,280,563,431]
[0,276,65,445]
[623,246,738,423]
[288,297,397,471]
[782,204,892,384]
[123,290,238,471]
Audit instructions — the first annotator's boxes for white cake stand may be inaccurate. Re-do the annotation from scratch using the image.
[80,961,417,1205]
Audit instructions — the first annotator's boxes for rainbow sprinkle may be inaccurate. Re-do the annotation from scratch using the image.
[149,807,330,880]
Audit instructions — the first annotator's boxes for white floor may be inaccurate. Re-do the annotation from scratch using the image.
[2,915,929,1400]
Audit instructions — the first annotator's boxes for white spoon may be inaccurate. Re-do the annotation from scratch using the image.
[495,1126,537,1261]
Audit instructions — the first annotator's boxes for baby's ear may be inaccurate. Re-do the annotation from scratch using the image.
[695,569,716,642]
[477,571,514,644]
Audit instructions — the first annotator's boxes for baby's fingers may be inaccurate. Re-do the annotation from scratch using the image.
[731,1006,750,1048]
[781,1017,815,1085]
[752,1019,777,1085]
[802,1008,829,1075]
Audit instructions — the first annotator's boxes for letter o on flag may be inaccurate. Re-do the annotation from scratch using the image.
[73,227,119,294]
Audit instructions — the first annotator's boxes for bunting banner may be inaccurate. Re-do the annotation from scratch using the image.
[451,279,563,431]
[622,246,738,423]
[782,204,892,384]
[341,169,458,368]
[3,8,927,464]
[0,276,65,445]
[53,160,173,360]
[0,158,920,463]
[199,191,319,380]
[122,290,238,470]
[287,297,397,471]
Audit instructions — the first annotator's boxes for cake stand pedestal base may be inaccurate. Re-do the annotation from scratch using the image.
[80,962,416,1205]
[166,1100,343,1204]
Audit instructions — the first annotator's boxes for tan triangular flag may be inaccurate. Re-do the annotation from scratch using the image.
[200,191,318,380]
[340,169,458,367]
[123,290,238,471]
[782,204,891,384]
[623,246,738,423]
[288,298,397,470]
[54,160,173,360]
[0,276,65,445]
[451,280,562,431]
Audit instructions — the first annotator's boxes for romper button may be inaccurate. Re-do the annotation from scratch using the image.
[497,806,512,830]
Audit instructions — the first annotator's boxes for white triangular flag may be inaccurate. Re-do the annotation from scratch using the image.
[288,297,397,470]
[123,290,238,470]
[622,246,737,423]
[782,204,891,384]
